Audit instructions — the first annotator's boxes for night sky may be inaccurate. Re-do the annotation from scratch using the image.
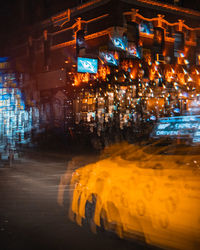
[0,0,79,30]
[0,0,199,34]
[0,0,199,54]
[0,0,80,54]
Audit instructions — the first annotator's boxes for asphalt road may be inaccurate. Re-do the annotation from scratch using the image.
[0,154,158,250]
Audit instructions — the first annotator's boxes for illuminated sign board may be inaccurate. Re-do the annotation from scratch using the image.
[111,36,127,51]
[127,43,141,59]
[77,57,98,73]
[0,57,8,63]
[0,94,10,100]
[152,115,200,143]
[99,51,119,66]
[139,21,153,35]
[0,57,9,69]
[110,35,140,59]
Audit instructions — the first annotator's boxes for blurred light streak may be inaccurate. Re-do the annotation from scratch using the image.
[59,142,200,250]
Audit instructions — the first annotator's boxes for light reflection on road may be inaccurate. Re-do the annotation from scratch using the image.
[58,141,200,250]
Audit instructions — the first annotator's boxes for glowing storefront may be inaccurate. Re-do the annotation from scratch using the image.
[0,68,39,159]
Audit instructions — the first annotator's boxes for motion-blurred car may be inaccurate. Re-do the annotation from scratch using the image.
[59,141,200,250]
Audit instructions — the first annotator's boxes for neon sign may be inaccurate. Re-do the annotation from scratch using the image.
[77,57,98,73]
[111,37,127,51]
[100,52,119,66]
[127,44,141,58]
[139,22,153,35]
[152,115,200,143]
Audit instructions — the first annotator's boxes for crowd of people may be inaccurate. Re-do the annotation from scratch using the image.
[70,117,155,151]
[29,112,156,153]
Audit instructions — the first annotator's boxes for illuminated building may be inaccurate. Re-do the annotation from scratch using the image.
[4,0,200,138]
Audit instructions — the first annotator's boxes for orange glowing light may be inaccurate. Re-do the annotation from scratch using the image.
[121,60,129,71]
[73,73,90,86]
[130,67,138,80]
[114,52,119,60]
[178,72,185,85]
[98,66,110,80]
[149,64,158,81]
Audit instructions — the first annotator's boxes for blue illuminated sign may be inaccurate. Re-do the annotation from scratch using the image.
[127,44,141,58]
[0,94,10,100]
[151,115,200,143]
[100,52,119,66]
[0,57,8,63]
[139,22,153,35]
[150,115,156,121]
[111,37,127,51]
[77,57,98,73]
[174,108,180,113]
